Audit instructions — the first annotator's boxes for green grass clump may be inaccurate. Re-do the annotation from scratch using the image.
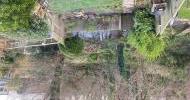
[178,1,190,19]
[89,53,98,61]
[127,9,166,60]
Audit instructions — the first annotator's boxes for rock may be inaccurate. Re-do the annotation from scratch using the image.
[172,20,190,31]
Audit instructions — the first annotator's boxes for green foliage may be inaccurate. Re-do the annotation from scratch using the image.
[98,49,115,62]
[127,9,166,60]
[156,35,190,83]
[29,15,49,36]
[59,36,84,55]
[172,67,187,81]
[87,47,115,63]
[6,17,49,40]
[159,36,190,68]
[0,1,49,40]
[117,43,129,78]
[133,9,155,32]
[89,53,98,61]
[0,0,36,32]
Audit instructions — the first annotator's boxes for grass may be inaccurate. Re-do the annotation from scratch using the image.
[48,0,122,13]
[178,0,190,19]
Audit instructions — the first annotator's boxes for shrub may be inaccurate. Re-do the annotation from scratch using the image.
[127,9,166,60]
[59,36,84,55]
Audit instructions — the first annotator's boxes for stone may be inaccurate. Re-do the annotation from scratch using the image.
[181,27,190,35]
[172,20,190,31]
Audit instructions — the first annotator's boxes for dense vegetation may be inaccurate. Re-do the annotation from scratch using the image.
[0,0,35,31]
[59,36,84,55]
[0,0,49,40]
[0,0,189,99]
[127,9,166,60]
[28,15,49,36]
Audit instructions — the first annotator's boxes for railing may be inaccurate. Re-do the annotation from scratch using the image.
[6,38,57,50]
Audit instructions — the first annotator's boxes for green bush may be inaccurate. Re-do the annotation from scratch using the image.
[0,0,49,40]
[127,9,166,60]
[0,16,49,40]
[59,36,84,55]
